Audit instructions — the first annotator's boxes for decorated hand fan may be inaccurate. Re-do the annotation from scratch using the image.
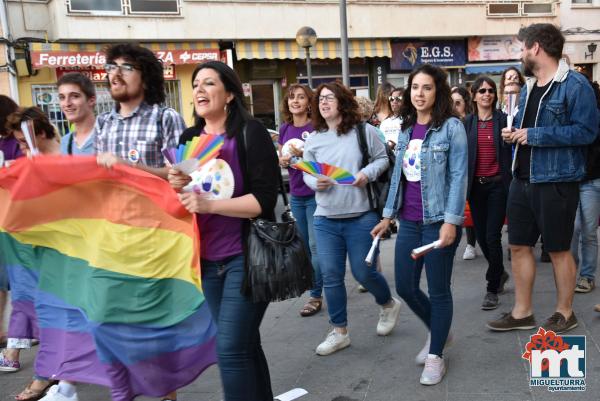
[165,134,224,175]
[182,158,235,200]
[292,160,355,185]
[281,138,305,157]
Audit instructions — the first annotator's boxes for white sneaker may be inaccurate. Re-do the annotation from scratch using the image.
[415,332,454,365]
[420,354,446,385]
[376,297,402,336]
[315,330,350,356]
[462,244,476,260]
[40,386,79,401]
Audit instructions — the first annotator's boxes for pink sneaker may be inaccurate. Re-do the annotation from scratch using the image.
[0,352,20,372]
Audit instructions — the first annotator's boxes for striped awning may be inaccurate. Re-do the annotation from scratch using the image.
[235,39,391,60]
[30,41,220,52]
[29,41,221,67]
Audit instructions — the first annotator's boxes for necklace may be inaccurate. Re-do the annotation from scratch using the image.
[478,116,492,129]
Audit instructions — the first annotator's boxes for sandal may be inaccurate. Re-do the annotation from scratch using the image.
[15,380,56,401]
[299,298,322,317]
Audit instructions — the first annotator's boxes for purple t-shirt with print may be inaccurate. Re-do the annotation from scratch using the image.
[197,134,245,261]
[400,123,428,222]
[278,122,315,197]
[0,137,22,161]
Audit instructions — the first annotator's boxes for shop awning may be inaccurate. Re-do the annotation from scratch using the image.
[30,41,221,68]
[235,39,391,60]
[465,62,521,75]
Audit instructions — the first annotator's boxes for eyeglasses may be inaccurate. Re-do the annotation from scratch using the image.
[318,94,336,103]
[104,63,139,75]
[477,88,496,95]
[388,96,403,102]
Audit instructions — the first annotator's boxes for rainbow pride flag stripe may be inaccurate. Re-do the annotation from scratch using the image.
[292,160,355,185]
[0,156,216,400]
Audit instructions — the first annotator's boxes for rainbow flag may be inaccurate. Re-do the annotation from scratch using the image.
[0,156,216,400]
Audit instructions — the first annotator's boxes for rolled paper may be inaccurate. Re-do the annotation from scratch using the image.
[411,240,442,260]
[20,120,39,156]
[365,234,381,266]
[506,93,517,130]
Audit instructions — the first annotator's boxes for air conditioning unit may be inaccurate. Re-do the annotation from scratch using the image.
[487,2,520,16]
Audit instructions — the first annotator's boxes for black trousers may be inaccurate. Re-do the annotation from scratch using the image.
[469,179,508,294]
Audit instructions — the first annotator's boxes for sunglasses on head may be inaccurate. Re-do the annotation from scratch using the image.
[388,96,402,102]
[477,88,496,95]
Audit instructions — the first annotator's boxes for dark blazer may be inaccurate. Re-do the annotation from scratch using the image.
[464,110,512,198]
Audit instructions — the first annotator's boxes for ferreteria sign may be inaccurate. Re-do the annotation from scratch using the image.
[31,48,220,68]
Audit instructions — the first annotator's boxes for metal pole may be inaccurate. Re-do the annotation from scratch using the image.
[339,0,350,87]
[305,47,313,89]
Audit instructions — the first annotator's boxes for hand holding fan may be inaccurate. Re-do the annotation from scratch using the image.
[165,134,224,175]
[281,138,305,157]
[292,160,355,185]
[182,158,235,200]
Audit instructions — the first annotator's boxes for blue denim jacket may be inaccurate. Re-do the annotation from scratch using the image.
[382,117,468,225]
[513,60,599,183]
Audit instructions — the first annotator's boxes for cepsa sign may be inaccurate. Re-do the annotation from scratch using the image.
[31,49,220,68]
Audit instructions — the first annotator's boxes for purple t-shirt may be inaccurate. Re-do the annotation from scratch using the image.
[0,137,22,161]
[197,133,245,261]
[278,122,315,197]
[400,123,428,222]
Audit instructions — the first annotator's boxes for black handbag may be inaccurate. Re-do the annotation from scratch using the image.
[243,127,314,303]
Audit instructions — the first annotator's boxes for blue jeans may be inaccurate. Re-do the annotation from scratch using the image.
[201,255,272,401]
[314,211,392,327]
[290,195,322,298]
[394,220,461,357]
[570,178,600,280]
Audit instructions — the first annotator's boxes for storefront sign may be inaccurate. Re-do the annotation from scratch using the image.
[468,36,523,61]
[32,48,220,68]
[56,64,176,81]
[391,40,466,70]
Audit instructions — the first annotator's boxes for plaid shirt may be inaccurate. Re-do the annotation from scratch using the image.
[94,102,186,168]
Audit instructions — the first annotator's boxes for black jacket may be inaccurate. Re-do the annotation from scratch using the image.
[464,110,512,198]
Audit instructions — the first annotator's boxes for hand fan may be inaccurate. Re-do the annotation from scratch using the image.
[167,134,224,175]
[292,160,355,185]
[281,138,305,157]
[182,158,235,200]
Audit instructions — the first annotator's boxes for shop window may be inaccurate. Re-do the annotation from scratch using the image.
[32,81,183,137]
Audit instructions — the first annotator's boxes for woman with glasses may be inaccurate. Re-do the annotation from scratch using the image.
[372,82,395,127]
[451,87,478,261]
[277,84,324,317]
[465,76,512,311]
[379,88,404,150]
[303,81,400,356]
[371,64,467,385]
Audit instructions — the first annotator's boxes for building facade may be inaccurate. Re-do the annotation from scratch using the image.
[560,0,600,81]
[2,0,560,130]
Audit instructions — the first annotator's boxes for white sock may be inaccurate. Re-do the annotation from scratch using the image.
[58,381,76,398]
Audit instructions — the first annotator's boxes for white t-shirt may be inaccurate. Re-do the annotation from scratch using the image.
[379,115,403,144]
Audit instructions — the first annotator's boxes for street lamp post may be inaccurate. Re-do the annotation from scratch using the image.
[296,26,318,89]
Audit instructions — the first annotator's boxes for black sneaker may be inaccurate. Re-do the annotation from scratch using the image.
[481,292,499,310]
[542,312,578,334]
[498,271,509,294]
[486,312,536,331]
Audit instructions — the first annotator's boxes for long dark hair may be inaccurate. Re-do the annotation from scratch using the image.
[104,43,165,105]
[311,81,361,135]
[470,75,498,115]
[498,67,525,107]
[191,61,251,139]
[451,86,473,116]
[5,107,58,140]
[0,95,19,137]
[400,64,453,130]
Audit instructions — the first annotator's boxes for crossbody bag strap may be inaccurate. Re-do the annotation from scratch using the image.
[355,122,376,211]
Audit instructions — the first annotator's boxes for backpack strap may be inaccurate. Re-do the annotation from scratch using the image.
[355,122,376,211]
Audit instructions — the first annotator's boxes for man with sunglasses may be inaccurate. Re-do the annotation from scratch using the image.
[95,43,185,179]
[488,23,598,334]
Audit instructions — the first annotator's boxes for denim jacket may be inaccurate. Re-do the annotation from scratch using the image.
[513,59,599,183]
[382,117,468,225]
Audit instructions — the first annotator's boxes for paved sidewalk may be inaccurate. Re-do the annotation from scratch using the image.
[2,233,599,401]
